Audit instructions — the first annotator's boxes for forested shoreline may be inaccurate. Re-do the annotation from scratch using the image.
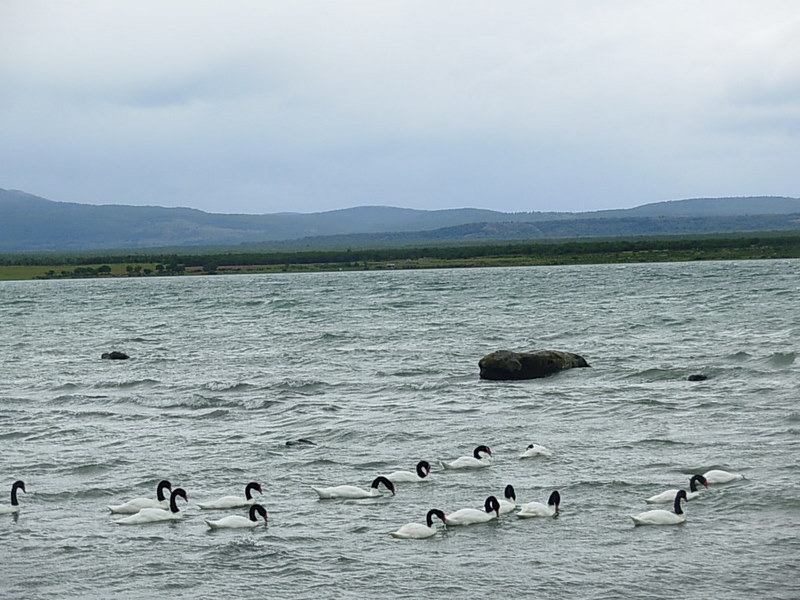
[1,233,798,281]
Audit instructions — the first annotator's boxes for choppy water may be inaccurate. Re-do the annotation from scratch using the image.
[1,260,799,599]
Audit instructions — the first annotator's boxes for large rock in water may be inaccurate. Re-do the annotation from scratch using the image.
[479,350,589,380]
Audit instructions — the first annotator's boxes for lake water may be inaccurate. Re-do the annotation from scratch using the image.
[1,260,798,599]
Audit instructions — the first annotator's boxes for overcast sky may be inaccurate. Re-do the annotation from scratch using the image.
[1,1,798,215]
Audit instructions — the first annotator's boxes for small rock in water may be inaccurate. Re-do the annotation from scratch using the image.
[101,351,129,360]
[286,438,316,446]
[687,374,709,381]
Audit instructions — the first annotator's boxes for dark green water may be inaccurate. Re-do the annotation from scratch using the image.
[1,260,798,599]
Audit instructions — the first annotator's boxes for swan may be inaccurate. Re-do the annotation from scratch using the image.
[204,504,269,529]
[498,484,517,515]
[384,461,432,483]
[439,445,492,470]
[0,480,25,515]
[312,476,396,499]
[645,475,708,504]
[631,489,688,526]
[390,509,447,539]
[114,488,188,525]
[517,490,561,518]
[197,481,263,509]
[519,443,552,458]
[445,496,501,526]
[703,469,744,484]
[107,479,172,514]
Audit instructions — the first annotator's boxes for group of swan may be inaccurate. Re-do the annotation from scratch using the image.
[390,486,562,539]
[107,480,267,528]
[3,446,744,534]
[631,469,744,526]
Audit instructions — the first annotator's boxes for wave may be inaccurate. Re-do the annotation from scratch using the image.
[765,351,796,367]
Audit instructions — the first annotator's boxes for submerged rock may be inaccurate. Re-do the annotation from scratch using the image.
[688,374,709,381]
[101,351,129,360]
[479,349,589,380]
[286,438,316,446]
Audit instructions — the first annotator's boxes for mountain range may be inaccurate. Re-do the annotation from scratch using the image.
[1,187,799,253]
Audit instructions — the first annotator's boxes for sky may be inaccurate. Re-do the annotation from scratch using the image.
[1,1,798,215]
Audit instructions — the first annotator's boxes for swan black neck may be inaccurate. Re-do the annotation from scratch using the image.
[504,484,516,502]
[10,480,25,506]
[673,490,687,515]
[156,480,172,502]
[426,509,446,527]
[248,503,268,522]
[689,475,707,492]
[245,481,262,500]
[370,476,396,495]
[473,445,492,459]
[416,461,431,479]
[548,490,561,512]
[484,495,500,516]
[169,488,188,513]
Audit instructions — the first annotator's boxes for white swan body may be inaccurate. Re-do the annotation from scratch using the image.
[108,479,172,514]
[204,504,268,529]
[519,443,552,458]
[445,496,500,526]
[440,445,492,470]
[517,490,561,518]
[384,461,431,483]
[390,509,446,539]
[646,475,708,504]
[0,480,25,515]
[197,481,262,509]
[632,490,687,526]
[703,469,744,484]
[115,488,188,525]
[497,484,517,515]
[312,476,396,499]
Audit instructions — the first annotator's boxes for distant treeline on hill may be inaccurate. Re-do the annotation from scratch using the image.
[2,234,799,277]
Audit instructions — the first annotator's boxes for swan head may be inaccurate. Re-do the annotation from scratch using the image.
[548,490,561,511]
[416,461,432,478]
[169,488,189,512]
[473,445,492,459]
[484,495,501,517]
[245,481,263,499]
[371,476,396,496]
[425,509,446,527]
[504,484,516,502]
[249,503,269,523]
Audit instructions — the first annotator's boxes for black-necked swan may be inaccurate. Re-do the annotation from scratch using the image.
[114,488,188,525]
[517,490,561,518]
[439,445,493,470]
[384,461,432,483]
[444,496,501,526]
[519,443,553,458]
[703,469,744,484]
[0,480,26,515]
[312,476,396,499]
[631,489,688,526]
[107,479,172,514]
[204,504,269,529]
[197,481,263,509]
[390,508,447,539]
[646,475,708,504]
[498,484,517,515]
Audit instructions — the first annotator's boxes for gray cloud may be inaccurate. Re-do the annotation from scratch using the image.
[1,1,797,214]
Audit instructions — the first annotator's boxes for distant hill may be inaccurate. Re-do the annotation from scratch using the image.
[1,187,799,252]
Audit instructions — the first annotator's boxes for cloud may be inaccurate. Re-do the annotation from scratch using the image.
[1,1,798,213]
